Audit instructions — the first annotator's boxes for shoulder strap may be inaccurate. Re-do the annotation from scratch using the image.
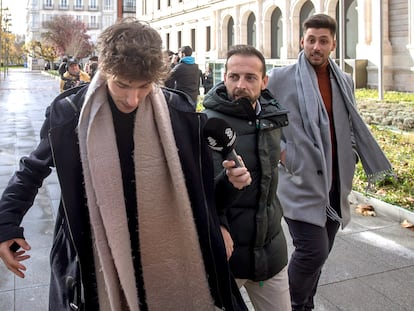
[64,96,79,112]
[51,84,89,113]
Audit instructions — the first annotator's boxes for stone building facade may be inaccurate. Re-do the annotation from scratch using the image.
[25,0,135,69]
[140,0,414,92]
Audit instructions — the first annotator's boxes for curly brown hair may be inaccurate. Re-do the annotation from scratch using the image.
[96,18,167,83]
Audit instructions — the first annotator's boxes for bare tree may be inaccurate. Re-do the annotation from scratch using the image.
[42,15,93,58]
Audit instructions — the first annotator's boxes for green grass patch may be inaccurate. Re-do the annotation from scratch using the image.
[355,88,414,104]
[352,90,414,211]
[353,126,414,212]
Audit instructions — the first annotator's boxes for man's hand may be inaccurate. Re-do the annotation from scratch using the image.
[220,226,234,260]
[223,159,252,190]
[0,239,31,278]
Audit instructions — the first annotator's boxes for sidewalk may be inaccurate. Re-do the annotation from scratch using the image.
[0,69,413,311]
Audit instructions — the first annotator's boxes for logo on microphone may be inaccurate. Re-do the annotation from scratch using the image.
[206,137,223,151]
[203,117,244,168]
[225,127,237,148]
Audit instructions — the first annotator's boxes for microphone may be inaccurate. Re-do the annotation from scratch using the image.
[203,117,244,167]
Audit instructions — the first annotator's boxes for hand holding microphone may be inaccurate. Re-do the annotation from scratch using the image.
[203,117,244,167]
[203,117,251,189]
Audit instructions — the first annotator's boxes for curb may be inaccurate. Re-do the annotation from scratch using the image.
[350,190,414,224]
[41,70,61,81]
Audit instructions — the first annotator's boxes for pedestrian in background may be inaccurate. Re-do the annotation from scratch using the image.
[202,65,214,95]
[88,62,98,80]
[170,52,180,69]
[162,49,174,85]
[203,44,291,311]
[84,55,98,77]
[58,56,68,77]
[0,18,249,311]
[267,14,392,311]
[60,58,90,92]
[164,45,200,107]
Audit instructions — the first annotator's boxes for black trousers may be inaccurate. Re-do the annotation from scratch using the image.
[285,216,340,311]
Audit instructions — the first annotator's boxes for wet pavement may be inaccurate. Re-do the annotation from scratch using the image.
[0,69,413,311]
[0,69,60,310]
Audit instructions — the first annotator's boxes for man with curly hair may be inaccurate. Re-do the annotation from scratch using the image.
[0,18,250,311]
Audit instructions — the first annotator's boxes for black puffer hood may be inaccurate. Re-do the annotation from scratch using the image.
[203,81,289,127]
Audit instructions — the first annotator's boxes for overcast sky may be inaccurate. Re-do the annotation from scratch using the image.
[2,0,27,35]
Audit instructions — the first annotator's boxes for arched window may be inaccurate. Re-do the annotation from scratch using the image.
[271,8,283,58]
[336,0,358,59]
[247,13,256,46]
[299,1,315,44]
[227,17,235,49]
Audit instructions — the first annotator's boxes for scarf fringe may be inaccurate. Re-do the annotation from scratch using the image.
[365,169,396,192]
[326,54,393,189]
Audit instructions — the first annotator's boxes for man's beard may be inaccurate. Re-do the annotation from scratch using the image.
[233,90,259,104]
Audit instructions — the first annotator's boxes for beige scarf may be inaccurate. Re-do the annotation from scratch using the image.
[78,72,214,310]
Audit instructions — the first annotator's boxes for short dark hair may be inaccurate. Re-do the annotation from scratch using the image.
[303,14,337,38]
[96,18,166,82]
[225,45,267,78]
[180,46,193,56]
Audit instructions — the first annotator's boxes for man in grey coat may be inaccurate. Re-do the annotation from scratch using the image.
[267,14,392,311]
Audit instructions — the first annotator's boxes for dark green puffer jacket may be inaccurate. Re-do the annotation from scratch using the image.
[203,81,289,281]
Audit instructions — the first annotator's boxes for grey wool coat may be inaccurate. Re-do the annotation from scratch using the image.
[267,63,357,228]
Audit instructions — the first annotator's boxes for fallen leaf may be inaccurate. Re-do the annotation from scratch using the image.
[401,219,414,228]
[375,189,387,196]
[406,197,414,204]
[355,203,376,216]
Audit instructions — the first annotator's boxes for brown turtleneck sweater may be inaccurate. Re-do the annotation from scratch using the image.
[314,63,338,183]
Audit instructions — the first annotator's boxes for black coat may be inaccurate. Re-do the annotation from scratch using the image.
[0,85,247,311]
[202,71,214,94]
[164,62,200,104]
[203,82,289,281]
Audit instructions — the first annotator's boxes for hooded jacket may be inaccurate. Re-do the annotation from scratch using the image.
[203,81,289,281]
[0,84,247,311]
[164,56,200,104]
